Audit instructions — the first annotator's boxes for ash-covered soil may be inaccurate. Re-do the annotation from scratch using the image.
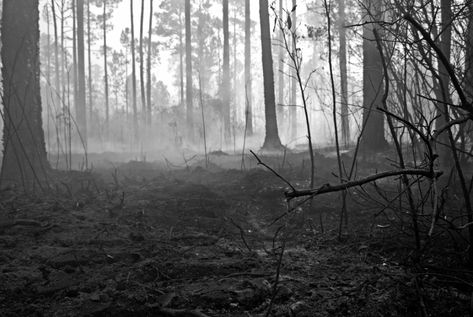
[0,151,470,316]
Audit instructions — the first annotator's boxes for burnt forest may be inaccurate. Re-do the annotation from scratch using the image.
[0,0,473,316]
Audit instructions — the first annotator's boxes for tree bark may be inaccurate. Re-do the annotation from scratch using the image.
[259,0,282,150]
[465,2,473,101]
[51,0,61,158]
[130,0,138,140]
[339,0,349,147]
[245,0,253,135]
[139,0,146,125]
[146,0,153,125]
[185,0,193,139]
[77,0,87,146]
[51,0,60,105]
[277,0,284,133]
[72,0,78,130]
[436,0,452,167]
[103,0,110,136]
[87,0,93,126]
[45,4,51,153]
[360,0,387,152]
[1,0,50,190]
[222,0,231,142]
[290,0,297,141]
[60,1,65,102]
[179,6,184,108]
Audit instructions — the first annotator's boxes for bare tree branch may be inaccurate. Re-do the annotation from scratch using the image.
[285,169,442,199]
[404,13,472,113]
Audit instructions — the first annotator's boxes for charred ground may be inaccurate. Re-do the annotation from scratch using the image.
[0,151,471,316]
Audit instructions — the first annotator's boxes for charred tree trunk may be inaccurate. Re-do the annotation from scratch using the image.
[290,0,297,141]
[436,0,452,167]
[245,0,253,135]
[77,0,87,146]
[139,0,146,125]
[60,0,66,103]
[1,0,50,190]
[339,0,349,147]
[72,0,78,127]
[277,0,284,133]
[360,0,387,152]
[178,6,184,108]
[466,2,473,101]
[222,0,231,142]
[130,0,138,140]
[45,4,51,152]
[179,7,184,108]
[259,0,282,150]
[185,0,193,139]
[103,0,110,136]
[146,0,153,125]
[51,0,60,120]
[87,0,93,126]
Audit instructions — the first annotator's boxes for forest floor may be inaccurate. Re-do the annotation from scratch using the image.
[0,150,471,316]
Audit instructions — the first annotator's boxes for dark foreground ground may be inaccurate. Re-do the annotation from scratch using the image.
[0,151,471,316]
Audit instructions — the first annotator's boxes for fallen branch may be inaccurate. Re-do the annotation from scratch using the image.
[153,307,210,317]
[0,219,45,228]
[285,169,442,199]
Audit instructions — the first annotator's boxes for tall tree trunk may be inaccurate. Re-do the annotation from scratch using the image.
[77,0,87,146]
[233,6,237,126]
[462,0,473,268]
[45,4,51,153]
[222,0,231,142]
[1,0,50,190]
[146,0,153,125]
[179,6,184,108]
[185,0,193,139]
[277,0,284,132]
[360,0,386,152]
[131,0,138,140]
[436,0,452,166]
[61,0,71,165]
[339,0,349,147]
[139,0,146,125]
[466,2,473,101]
[51,0,60,104]
[87,0,93,127]
[60,0,65,103]
[290,0,297,141]
[245,0,253,136]
[51,0,61,157]
[197,4,203,87]
[103,0,109,136]
[259,0,282,150]
[72,0,78,123]
[125,47,129,121]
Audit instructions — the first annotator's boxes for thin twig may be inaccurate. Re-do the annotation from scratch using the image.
[250,150,296,192]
